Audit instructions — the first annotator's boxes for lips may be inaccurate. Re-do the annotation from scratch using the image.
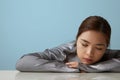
[83,58,93,63]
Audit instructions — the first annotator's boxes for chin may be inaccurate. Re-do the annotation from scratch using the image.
[83,62,91,65]
[82,61,95,65]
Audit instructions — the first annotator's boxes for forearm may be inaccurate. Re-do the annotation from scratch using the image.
[16,55,79,72]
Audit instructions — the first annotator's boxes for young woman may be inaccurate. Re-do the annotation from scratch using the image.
[16,16,120,72]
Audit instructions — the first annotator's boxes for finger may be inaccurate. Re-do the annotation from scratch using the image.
[65,63,70,65]
[66,62,74,64]
[66,63,73,67]
[66,62,74,65]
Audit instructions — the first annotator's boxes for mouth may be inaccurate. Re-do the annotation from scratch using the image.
[82,58,93,64]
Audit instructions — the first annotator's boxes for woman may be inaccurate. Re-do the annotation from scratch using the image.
[16,16,120,72]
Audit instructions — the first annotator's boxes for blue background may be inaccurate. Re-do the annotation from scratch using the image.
[0,0,120,70]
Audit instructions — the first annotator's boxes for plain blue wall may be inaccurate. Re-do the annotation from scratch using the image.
[0,0,120,69]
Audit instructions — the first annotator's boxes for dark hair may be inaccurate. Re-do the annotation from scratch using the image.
[76,16,111,47]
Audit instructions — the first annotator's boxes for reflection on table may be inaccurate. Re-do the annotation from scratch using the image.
[15,72,120,80]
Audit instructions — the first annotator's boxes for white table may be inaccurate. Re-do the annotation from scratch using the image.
[0,70,120,80]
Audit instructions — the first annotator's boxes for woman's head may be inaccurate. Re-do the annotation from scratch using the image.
[76,16,111,65]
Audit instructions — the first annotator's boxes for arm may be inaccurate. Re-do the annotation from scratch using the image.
[16,41,79,72]
[79,49,120,72]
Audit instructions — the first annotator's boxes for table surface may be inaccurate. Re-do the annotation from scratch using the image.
[0,70,120,80]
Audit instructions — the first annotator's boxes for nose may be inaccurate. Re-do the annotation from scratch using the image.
[86,47,94,57]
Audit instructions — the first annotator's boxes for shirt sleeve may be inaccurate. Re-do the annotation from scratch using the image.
[16,41,79,72]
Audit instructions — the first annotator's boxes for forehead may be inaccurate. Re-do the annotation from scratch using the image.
[78,30,106,44]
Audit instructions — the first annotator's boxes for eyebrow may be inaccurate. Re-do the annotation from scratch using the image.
[81,39,106,47]
[81,39,90,43]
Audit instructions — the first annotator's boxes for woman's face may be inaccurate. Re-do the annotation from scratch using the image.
[76,30,107,65]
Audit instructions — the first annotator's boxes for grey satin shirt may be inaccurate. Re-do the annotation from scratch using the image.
[16,41,120,72]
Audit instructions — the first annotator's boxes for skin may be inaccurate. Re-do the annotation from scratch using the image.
[66,30,107,69]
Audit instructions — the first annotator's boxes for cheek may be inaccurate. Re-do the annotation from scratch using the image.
[76,46,85,59]
[94,52,105,61]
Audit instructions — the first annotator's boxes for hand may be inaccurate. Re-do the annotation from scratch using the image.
[66,62,79,69]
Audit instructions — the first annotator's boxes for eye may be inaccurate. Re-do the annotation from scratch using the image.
[81,43,88,47]
[96,47,103,50]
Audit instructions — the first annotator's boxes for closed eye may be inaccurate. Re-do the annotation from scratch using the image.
[96,47,103,50]
[81,43,88,47]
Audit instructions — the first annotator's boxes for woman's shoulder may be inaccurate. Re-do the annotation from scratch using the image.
[55,40,76,51]
[102,49,120,60]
